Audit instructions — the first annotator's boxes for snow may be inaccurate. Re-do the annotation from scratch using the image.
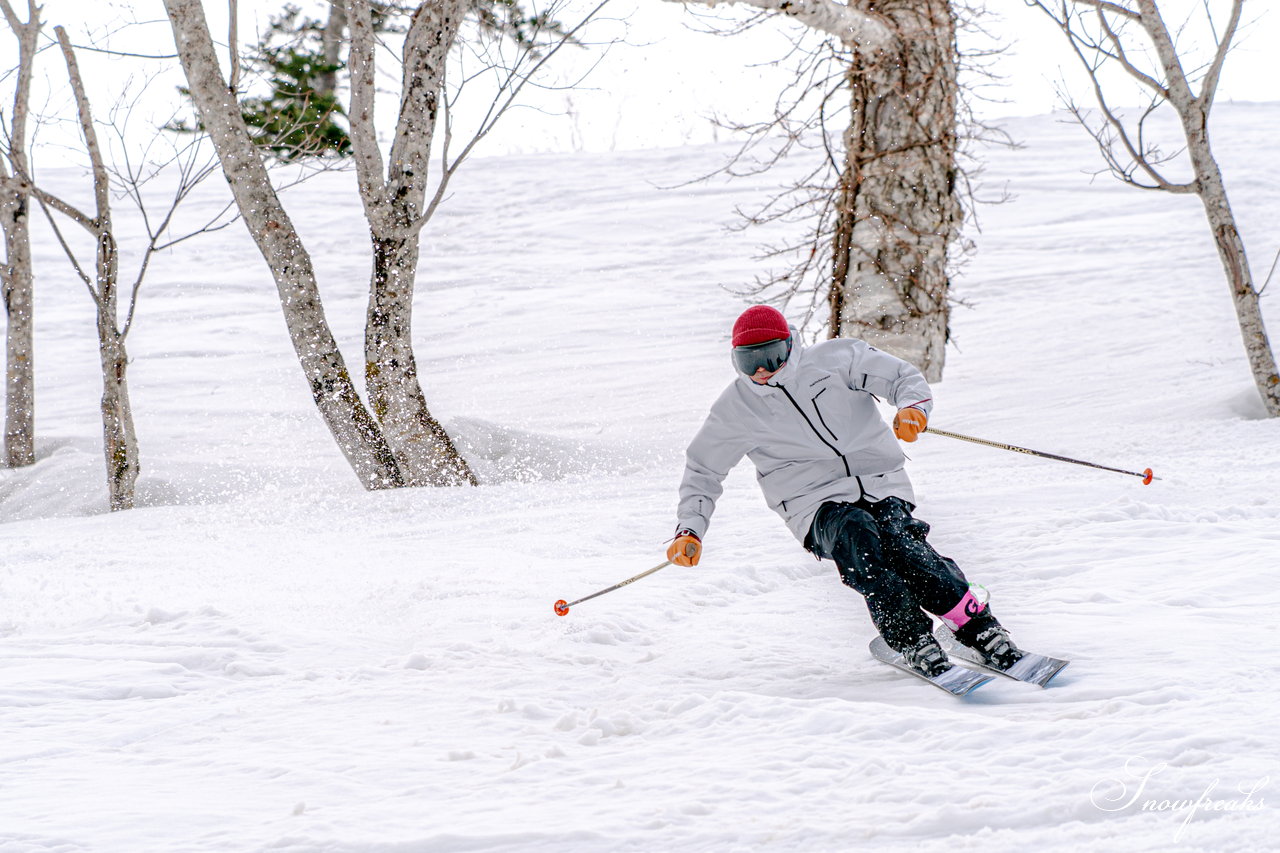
[2,103,1279,852]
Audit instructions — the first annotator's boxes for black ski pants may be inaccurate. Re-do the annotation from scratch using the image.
[804,497,970,650]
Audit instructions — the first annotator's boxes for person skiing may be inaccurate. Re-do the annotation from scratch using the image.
[667,305,1023,678]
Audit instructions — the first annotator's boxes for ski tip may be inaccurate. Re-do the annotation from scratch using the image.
[554,600,569,616]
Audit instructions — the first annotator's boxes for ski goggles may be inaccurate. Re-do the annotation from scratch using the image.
[732,336,792,378]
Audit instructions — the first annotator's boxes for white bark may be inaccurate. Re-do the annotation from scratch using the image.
[1044,0,1279,415]
[53,25,140,511]
[164,0,406,487]
[828,0,959,382]
[666,0,897,49]
[348,0,477,487]
[668,0,959,380]
[1135,0,1278,415]
[0,0,38,467]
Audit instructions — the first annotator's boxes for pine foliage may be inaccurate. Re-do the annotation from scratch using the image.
[167,1,574,162]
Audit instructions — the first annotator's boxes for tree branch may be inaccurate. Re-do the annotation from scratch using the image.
[0,0,39,175]
[663,0,897,50]
[228,0,240,92]
[409,0,610,237]
[344,0,389,225]
[1196,0,1242,114]
[1095,6,1167,96]
[34,194,100,303]
[1035,1,1195,193]
[54,26,111,227]
[3,174,97,229]
[1067,0,1140,20]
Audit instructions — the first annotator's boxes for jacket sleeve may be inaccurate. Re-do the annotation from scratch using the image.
[843,341,934,418]
[675,400,750,540]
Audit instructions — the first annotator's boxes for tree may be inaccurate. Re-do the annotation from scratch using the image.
[164,0,601,488]
[10,27,233,510]
[0,0,38,468]
[829,0,959,382]
[165,0,408,490]
[347,0,478,486]
[1031,0,1279,416]
[668,0,963,381]
[50,26,143,509]
[345,0,599,485]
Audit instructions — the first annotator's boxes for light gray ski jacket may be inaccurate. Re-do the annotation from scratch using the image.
[676,335,934,544]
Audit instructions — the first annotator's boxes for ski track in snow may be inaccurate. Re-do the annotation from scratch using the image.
[2,105,1279,851]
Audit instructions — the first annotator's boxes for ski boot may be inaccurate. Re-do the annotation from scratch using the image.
[954,617,1024,671]
[900,633,952,677]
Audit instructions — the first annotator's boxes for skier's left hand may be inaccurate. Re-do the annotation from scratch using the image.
[893,407,928,442]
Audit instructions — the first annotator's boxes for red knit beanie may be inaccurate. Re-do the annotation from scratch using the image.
[732,305,791,347]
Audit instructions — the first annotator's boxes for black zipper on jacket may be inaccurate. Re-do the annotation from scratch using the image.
[777,383,852,477]
[811,388,839,441]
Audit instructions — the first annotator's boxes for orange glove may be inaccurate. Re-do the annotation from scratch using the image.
[667,530,702,566]
[893,407,928,442]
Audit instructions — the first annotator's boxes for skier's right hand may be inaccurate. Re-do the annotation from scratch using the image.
[667,530,702,567]
[893,406,928,442]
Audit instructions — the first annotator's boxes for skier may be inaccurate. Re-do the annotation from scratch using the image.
[667,305,1024,678]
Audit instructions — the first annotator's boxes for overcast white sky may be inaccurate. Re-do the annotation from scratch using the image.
[1,1,1276,157]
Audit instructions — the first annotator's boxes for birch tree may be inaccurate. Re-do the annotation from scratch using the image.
[669,0,962,381]
[345,0,598,485]
[11,27,236,509]
[166,0,599,487]
[1031,0,1279,416]
[17,27,145,510]
[346,0,477,485]
[0,0,38,467]
[165,0,407,490]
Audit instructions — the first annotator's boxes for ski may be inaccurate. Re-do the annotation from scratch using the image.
[868,637,993,696]
[934,625,1070,688]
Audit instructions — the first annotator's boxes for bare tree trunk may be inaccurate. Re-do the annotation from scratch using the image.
[832,0,959,382]
[92,232,139,511]
[828,59,860,340]
[349,0,477,486]
[54,25,141,509]
[1193,164,1280,413]
[0,165,34,468]
[0,0,38,467]
[164,0,405,488]
[1033,1,1277,416]
[318,1,347,99]
[367,236,477,485]
[1146,5,1280,414]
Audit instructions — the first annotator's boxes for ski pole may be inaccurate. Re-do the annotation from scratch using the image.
[926,427,1157,485]
[554,560,673,616]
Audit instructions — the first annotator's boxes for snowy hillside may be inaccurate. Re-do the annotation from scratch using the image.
[2,103,1278,852]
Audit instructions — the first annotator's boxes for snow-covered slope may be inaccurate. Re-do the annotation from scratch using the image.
[2,104,1278,852]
